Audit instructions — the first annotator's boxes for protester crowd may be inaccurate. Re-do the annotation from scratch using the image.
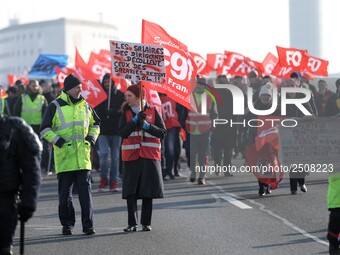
[0,70,340,255]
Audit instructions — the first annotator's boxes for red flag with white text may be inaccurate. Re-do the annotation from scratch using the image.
[305,54,328,77]
[74,49,107,108]
[262,52,278,76]
[190,52,210,77]
[206,53,226,71]
[55,66,73,89]
[276,46,308,71]
[7,74,29,86]
[142,19,197,111]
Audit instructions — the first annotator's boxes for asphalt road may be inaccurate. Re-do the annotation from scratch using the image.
[13,159,330,255]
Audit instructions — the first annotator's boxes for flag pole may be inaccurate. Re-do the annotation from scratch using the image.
[107,76,112,119]
[139,82,144,140]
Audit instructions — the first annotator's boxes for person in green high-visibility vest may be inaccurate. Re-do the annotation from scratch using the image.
[40,74,100,236]
[13,80,48,135]
[327,170,340,255]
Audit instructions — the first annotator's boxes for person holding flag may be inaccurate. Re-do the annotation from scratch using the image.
[95,73,125,192]
[245,83,281,196]
[119,84,166,232]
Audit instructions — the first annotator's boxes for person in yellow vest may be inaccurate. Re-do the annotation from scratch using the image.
[40,74,100,235]
[328,169,340,255]
[13,80,48,135]
[184,77,215,185]
[327,101,340,254]
[119,84,166,232]
[0,86,10,117]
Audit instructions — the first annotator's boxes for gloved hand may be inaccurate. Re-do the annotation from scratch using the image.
[142,120,151,130]
[85,135,95,146]
[55,137,66,148]
[18,204,34,222]
[132,111,146,123]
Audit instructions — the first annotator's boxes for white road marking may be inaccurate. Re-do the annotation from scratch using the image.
[207,179,328,246]
[220,195,253,209]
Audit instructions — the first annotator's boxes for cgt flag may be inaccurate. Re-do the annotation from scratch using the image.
[141,19,198,111]
[74,49,107,108]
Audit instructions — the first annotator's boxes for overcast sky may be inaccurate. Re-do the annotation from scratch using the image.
[0,0,339,74]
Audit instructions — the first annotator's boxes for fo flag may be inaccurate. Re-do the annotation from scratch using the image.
[142,19,197,111]
[276,46,308,70]
[74,49,107,108]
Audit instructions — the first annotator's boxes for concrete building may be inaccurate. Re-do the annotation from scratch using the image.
[289,0,321,57]
[0,18,118,85]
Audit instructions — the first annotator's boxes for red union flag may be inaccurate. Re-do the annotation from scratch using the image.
[55,66,73,89]
[262,52,278,75]
[190,52,210,77]
[271,63,294,78]
[228,59,255,77]
[7,74,29,86]
[206,53,226,71]
[306,55,328,76]
[276,46,308,70]
[88,52,111,81]
[142,19,197,110]
[74,49,107,108]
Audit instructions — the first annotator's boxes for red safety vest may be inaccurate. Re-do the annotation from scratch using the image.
[121,107,161,161]
[185,94,212,135]
[160,95,180,129]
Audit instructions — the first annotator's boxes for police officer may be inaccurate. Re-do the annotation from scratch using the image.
[0,116,42,255]
[40,74,100,235]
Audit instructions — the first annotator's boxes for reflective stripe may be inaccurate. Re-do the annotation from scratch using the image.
[90,125,100,130]
[40,127,52,137]
[64,134,85,142]
[197,121,211,124]
[52,135,61,144]
[140,142,161,149]
[52,101,90,131]
[122,144,140,150]
[128,131,156,138]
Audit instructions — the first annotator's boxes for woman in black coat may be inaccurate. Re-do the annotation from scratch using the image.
[119,84,166,232]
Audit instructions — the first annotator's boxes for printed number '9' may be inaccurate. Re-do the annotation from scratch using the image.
[164,48,194,81]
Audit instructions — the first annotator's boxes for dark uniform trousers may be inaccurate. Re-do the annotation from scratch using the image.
[127,196,153,226]
[57,170,93,229]
[328,208,340,248]
[0,195,17,249]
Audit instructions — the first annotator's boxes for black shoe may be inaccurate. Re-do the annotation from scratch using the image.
[62,227,73,235]
[123,225,137,233]
[189,178,196,183]
[142,225,152,231]
[330,244,340,255]
[169,173,175,180]
[197,178,206,185]
[300,184,307,193]
[0,246,13,255]
[83,228,96,235]
[291,190,297,195]
[174,173,181,177]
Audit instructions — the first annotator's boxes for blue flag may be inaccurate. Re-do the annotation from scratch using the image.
[28,54,68,78]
